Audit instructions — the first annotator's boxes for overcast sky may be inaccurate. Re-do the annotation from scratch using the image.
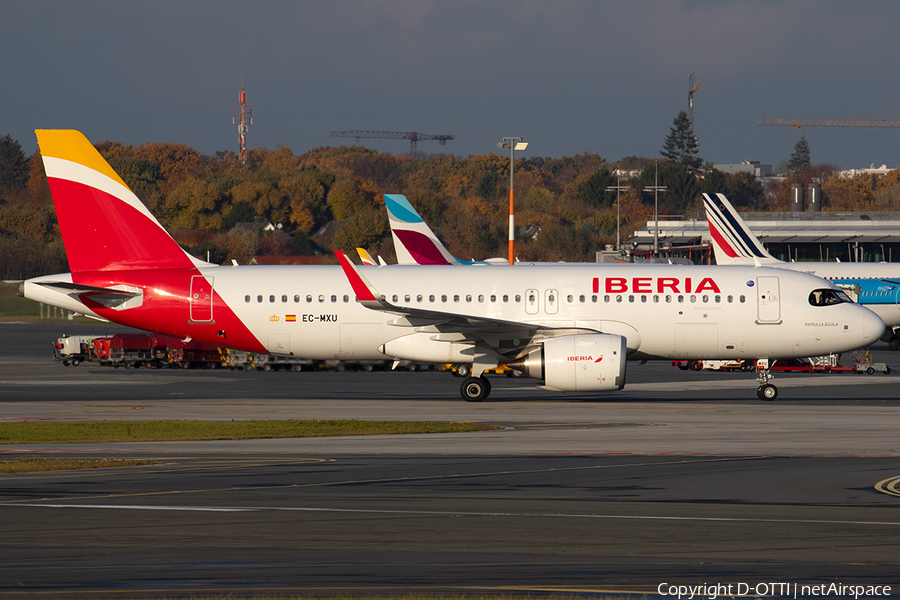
[3,1,900,170]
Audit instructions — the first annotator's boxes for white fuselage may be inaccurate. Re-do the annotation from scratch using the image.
[189,263,880,362]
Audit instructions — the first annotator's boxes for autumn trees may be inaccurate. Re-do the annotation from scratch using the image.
[5,126,899,279]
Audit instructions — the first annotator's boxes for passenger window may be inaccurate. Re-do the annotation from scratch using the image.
[282,295,288,303]
[640,295,647,303]
[502,295,509,303]
[478,294,484,302]
[442,295,447,302]
[515,295,521,302]
[392,295,398,302]
[591,295,597,303]
[579,295,585,303]
[653,295,659,303]
[466,294,472,303]
[665,295,672,303]
[677,295,684,303]
[727,295,733,303]
[429,295,435,302]
[715,295,721,303]
[306,295,313,303]
[244,295,251,303]
[318,294,325,303]
[739,295,746,303]
[490,294,496,302]
[294,295,300,303]
[454,295,460,302]
[604,295,610,303]
[689,295,696,303]
[343,295,349,303]
[269,295,276,303]
[404,294,411,303]
[331,295,337,303]
[616,295,623,303]
[417,294,423,302]
[257,295,263,303]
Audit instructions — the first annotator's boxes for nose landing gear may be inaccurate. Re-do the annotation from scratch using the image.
[756,367,777,401]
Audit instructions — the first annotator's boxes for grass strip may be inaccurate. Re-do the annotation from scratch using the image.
[0,419,502,444]
[0,456,156,473]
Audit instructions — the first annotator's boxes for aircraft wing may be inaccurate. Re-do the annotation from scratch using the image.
[335,251,595,356]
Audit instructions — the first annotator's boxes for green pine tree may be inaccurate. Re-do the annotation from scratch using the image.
[787,137,811,173]
[0,134,29,190]
[661,110,702,170]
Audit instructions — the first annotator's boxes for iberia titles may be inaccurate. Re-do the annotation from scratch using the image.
[593,277,721,294]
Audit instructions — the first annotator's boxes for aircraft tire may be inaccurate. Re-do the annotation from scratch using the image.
[757,384,777,401]
[461,376,490,402]
[689,360,702,371]
[890,336,900,351]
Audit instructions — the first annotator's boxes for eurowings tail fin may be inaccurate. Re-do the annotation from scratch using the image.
[384,194,461,265]
[702,193,778,265]
[357,248,376,265]
[35,129,208,272]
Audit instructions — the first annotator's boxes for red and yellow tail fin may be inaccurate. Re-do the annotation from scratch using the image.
[36,129,198,272]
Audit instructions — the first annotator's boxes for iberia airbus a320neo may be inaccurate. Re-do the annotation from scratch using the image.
[22,130,883,401]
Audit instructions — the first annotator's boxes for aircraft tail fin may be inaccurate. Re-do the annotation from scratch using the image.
[357,247,376,265]
[702,193,778,265]
[36,129,205,272]
[384,194,461,265]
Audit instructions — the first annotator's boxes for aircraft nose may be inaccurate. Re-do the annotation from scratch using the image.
[863,307,886,343]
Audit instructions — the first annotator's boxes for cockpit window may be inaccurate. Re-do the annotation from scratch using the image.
[809,288,852,306]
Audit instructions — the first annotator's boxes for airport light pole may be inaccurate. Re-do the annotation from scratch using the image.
[644,160,668,258]
[606,169,630,251]
[498,136,528,265]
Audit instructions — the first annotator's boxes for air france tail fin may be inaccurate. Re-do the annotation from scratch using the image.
[36,129,209,272]
[702,192,778,266]
[384,194,462,265]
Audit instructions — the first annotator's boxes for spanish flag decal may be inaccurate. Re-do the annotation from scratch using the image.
[285,315,297,322]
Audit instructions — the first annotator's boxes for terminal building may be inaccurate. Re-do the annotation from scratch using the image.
[624,184,900,265]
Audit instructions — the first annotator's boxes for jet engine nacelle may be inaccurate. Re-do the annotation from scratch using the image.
[510,334,626,392]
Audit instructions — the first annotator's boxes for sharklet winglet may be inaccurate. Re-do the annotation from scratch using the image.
[335,251,379,302]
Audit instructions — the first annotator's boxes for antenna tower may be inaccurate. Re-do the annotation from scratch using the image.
[233,77,252,164]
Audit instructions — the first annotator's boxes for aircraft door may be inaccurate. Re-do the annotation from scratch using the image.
[545,289,558,315]
[190,275,214,323]
[756,276,781,323]
[525,289,539,315]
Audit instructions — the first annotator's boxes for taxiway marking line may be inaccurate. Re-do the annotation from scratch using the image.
[6,502,900,526]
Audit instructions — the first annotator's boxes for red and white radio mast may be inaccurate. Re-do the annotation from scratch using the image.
[232,77,252,164]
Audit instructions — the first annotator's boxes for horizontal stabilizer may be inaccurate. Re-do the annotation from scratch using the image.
[35,281,143,310]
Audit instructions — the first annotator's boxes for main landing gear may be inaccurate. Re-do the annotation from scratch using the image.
[756,367,777,401]
[460,376,492,402]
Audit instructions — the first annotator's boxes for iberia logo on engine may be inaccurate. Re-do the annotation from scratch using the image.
[567,355,604,363]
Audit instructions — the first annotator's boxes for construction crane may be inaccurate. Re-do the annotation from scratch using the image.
[330,130,454,154]
[688,73,701,128]
[759,117,900,129]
